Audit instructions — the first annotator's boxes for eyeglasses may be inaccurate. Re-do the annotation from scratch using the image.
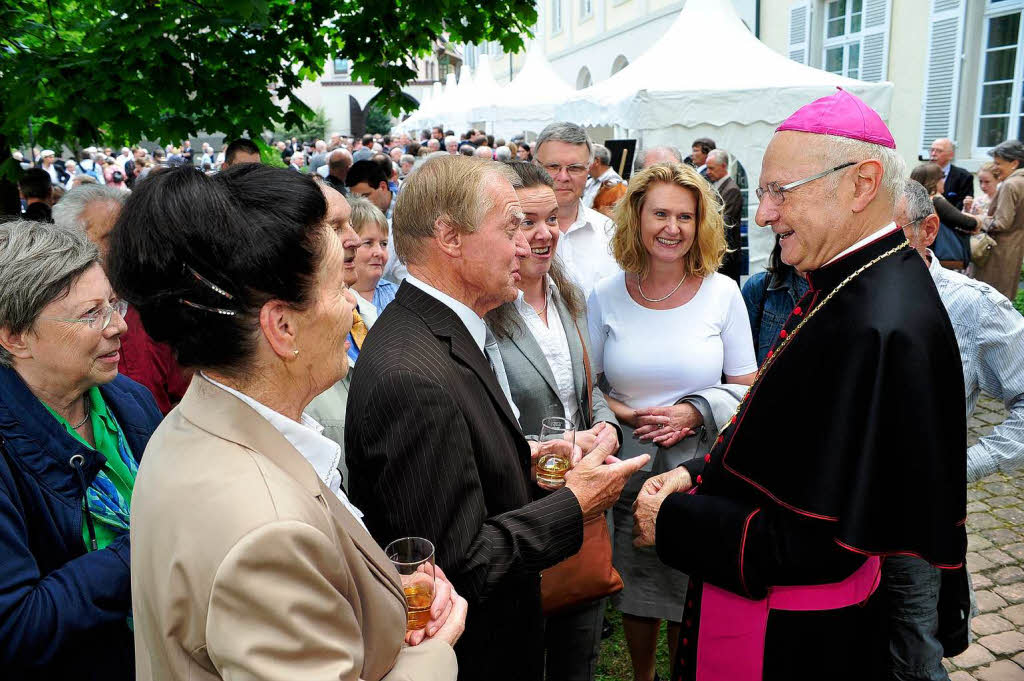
[537,161,589,178]
[41,300,128,331]
[755,162,856,204]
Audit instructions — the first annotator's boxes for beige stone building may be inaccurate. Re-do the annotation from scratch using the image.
[761,0,1024,171]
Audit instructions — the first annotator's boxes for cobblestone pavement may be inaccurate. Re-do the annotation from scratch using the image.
[945,396,1024,681]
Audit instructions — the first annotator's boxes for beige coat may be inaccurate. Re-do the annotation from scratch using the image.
[977,168,1024,300]
[130,375,457,681]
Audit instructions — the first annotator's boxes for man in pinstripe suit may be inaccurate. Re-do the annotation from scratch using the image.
[346,155,647,681]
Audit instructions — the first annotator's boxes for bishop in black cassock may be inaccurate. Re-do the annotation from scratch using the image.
[632,89,968,681]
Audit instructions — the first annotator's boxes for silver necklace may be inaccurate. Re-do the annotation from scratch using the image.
[70,396,89,429]
[637,273,687,303]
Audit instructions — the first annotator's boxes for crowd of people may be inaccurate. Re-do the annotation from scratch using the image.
[2,87,1024,681]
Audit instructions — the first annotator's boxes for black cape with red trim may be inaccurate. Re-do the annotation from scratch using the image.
[656,229,967,681]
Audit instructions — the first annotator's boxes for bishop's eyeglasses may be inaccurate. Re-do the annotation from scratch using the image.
[755,161,856,204]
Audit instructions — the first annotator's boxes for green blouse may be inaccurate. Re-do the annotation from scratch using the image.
[44,386,136,551]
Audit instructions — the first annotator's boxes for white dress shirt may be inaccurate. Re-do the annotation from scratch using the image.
[824,222,900,266]
[558,200,621,299]
[926,251,1024,482]
[201,373,367,528]
[405,274,520,419]
[514,281,580,426]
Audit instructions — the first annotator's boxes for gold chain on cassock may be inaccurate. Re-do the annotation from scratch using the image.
[719,240,910,434]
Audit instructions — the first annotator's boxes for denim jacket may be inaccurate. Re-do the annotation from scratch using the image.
[741,268,810,366]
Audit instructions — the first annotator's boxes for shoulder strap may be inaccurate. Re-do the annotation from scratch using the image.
[573,320,594,427]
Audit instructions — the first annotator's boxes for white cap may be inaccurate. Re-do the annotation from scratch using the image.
[40,149,55,158]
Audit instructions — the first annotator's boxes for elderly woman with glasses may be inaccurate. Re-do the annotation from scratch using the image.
[110,165,464,681]
[0,220,163,681]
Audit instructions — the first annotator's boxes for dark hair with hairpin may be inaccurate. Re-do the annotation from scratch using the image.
[107,164,328,375]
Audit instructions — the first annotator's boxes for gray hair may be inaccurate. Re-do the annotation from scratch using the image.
[706,149,730,166]
[444,135,458,147]
[990,139,1024,165]
[898,179,935,236]
[635,145,683,172]
[592,144,611,166]
[52,184,127,232]
[535,122,594,162]
[0,220,100,367]
[400,154,415,165]
[494,146,513,161]
[822,135,906,206]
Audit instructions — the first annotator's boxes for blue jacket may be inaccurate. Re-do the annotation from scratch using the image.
[741,268,810,366]
[0,366,162,680]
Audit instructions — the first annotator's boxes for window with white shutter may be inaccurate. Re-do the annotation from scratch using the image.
[821,0,890,81]
[919,0,965,156]
[859,0,892,82]
[788,1,812,65]
[974,2,1024,153]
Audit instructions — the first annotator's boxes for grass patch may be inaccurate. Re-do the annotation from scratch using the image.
[596,605,674,681]
[1015,287,1024,317]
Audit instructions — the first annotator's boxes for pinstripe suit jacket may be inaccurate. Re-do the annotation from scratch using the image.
[345,282,584,681]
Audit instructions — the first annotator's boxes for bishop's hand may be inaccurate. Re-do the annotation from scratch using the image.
[632,467,693,547]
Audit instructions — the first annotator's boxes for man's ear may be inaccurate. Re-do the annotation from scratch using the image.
[921,213,940,249]
[0,327,32,362]
[850,159,883,212]
[434,217,463,258]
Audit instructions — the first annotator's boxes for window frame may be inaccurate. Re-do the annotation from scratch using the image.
[580,0,594,21]
[552,0,563,35]
[974,2,1024,155]
[821,0,864,79]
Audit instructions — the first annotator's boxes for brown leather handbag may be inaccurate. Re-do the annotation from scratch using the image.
[540,321,623,615]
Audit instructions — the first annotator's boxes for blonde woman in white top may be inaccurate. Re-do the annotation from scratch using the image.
[588,163,756,681]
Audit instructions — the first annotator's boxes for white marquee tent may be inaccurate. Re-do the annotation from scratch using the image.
[556,0,894,275]
[472,46,575,140]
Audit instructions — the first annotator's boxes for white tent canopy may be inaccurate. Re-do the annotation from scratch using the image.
[556,0,894,274]
[473,46,575,139]
[557,0,891,129]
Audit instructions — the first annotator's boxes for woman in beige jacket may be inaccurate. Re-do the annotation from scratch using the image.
[108,164,465,681]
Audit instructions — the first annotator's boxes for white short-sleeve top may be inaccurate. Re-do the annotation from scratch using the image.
[587,271,757,410]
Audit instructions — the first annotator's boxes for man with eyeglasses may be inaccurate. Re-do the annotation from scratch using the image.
[631,88,968,681]
[533,122,620,298]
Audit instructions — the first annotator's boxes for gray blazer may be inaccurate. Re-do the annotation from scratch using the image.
[493,288,620,440]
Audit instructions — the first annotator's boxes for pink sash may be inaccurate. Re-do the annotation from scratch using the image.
[695,555,881,681]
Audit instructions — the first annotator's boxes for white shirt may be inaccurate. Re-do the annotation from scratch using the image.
[558,201,621,300]
[824,222,900,266]
[201,373,367,528]
[582,167,622,208]
[514,282,579,426]
[588,272,757,409]
[382,218,409,285]
[42,163,59,185]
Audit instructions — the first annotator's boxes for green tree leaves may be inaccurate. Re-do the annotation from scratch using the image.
[1,0,536,161]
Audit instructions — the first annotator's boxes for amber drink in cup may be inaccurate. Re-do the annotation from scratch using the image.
[537,416,575,487]
[386,537,435,631]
